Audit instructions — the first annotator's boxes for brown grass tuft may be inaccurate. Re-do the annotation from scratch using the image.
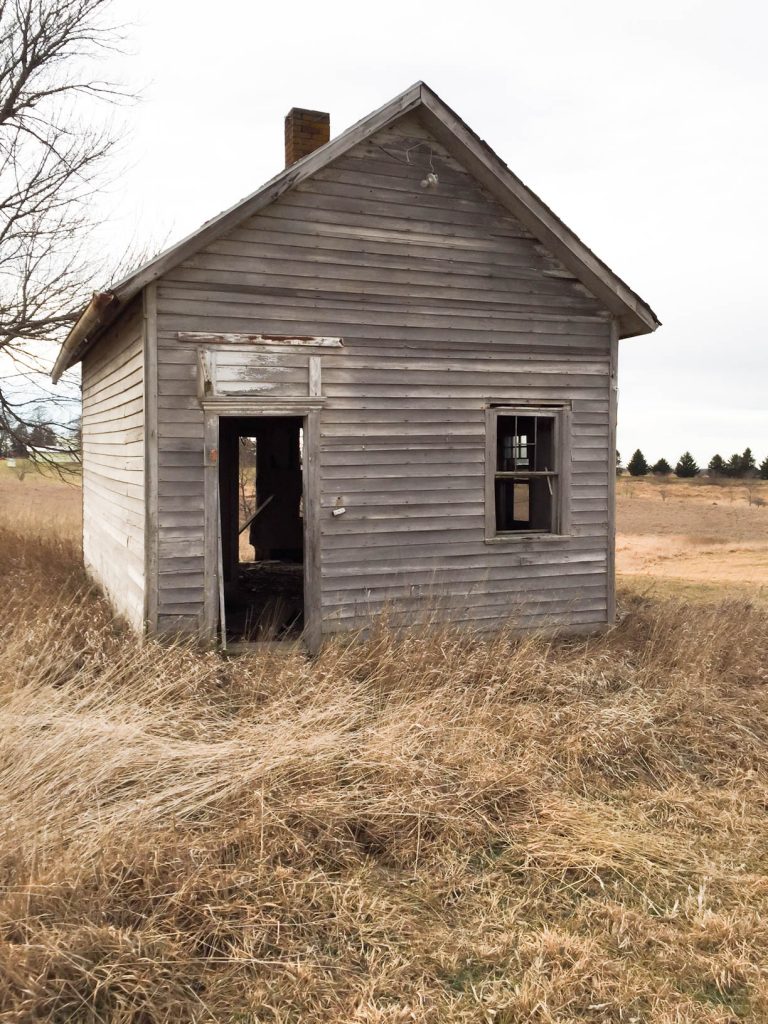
[1,504,768,1021]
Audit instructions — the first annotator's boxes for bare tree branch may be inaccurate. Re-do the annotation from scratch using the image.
[0,0,136,471]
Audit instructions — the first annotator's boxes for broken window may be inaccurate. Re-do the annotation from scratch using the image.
[486,408,565,537]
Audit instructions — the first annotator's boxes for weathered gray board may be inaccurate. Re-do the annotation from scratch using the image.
[150,112,615,637]
[81,297,146,630]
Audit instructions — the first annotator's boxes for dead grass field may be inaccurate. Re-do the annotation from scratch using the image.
[616,476,768,605]
[1,467,768,1022]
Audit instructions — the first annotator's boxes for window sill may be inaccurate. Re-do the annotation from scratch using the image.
[484,533,572,545]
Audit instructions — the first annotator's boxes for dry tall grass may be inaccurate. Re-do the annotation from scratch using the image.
[1,506,768,1022]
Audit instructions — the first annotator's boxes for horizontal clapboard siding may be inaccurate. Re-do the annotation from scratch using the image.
[154,111,613,635]
[81,298,145,630]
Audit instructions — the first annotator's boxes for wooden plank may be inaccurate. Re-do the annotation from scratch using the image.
[82,467,145,503]
[298,171,506,210]
[228,212,537,255]
[200,397,324,415]
[321,384,602,402]
[218,227,542,269]
[607,318,619,625]
[161,336,607,369]
[309,356,322,398]
[81,315,143,383]
[180,249,602,301]
[81,379,144,417]
[322,592,608,625]
[158,556,204,574]
[214,350,314,368]
[255,190,536,240]
[484,407,495,542]
[202,411,219,642]
[158,291,610,333]
[324,549,606,576]
[170,266,600,313]
[320,150,479,187]
[559,406,572,536]
[322,573,608,605]
[320,522,605,550]
[82,394,144,423]
[323,541,605,569]
[303,408,322,653]
[82,438,145,457]
[83,454,145,483]
[322,562,606,595]
[321,488,481,507]
[81,350,143,402]
[217,496,227,651]
[178,331,343,347]
[144,282,159,630]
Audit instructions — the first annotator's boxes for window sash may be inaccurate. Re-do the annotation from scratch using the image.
[485,406,568,540]
[494,471,557,478]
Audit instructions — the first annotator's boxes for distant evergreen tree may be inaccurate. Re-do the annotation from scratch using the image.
[651,457,672,475]
[10,423,29,458]
[675,451,699,478]
[29,421,57,448]
[616,450,622,476]
[708,454,725,477]
[627,449,649,476]
[759,455,768,480]
[725,452,743,478]
[740,447,757,476]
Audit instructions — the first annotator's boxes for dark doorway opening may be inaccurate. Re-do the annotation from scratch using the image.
[218,416,304,641]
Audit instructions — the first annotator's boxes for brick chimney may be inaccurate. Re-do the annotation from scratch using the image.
[284,108,330,167]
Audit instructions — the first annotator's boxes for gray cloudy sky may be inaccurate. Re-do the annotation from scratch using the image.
[99,0,766,466]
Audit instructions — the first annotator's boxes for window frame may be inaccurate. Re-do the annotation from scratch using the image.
[484,405,571,542]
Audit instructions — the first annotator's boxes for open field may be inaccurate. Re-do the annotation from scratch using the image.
[616,476,768,605]
[0,460,82,537]
[1,468,768,1021]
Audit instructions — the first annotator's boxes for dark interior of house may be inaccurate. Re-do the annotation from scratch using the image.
[495,414,555,532]
[218,415,304,642]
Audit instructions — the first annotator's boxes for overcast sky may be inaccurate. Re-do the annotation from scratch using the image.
[92,0,766,466]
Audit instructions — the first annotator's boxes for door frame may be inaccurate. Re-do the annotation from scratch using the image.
[202,400,322,652]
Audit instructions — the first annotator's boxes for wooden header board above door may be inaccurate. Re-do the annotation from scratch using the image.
[185,333,343,405]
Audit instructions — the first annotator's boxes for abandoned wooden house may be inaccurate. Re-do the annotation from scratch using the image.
[51,82,659,648]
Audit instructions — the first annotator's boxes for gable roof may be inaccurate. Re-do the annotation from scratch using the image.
[51,81,659,382]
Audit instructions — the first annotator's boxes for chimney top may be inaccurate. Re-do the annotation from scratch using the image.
[284,108,330,167]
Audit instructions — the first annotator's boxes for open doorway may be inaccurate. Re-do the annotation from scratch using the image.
[218,416,304,642]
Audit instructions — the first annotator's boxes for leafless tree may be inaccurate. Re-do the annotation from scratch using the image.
[744,478,762,507]
[0,0,128,466]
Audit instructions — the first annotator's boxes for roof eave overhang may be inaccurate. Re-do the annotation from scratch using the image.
[50,291,120,383]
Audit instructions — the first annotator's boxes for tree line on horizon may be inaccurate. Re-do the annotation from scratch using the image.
[618,448,768,479]
[0,416,65,457]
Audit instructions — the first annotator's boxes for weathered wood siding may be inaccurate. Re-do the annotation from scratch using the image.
[154,112,614,635]
[81,299,145,629]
